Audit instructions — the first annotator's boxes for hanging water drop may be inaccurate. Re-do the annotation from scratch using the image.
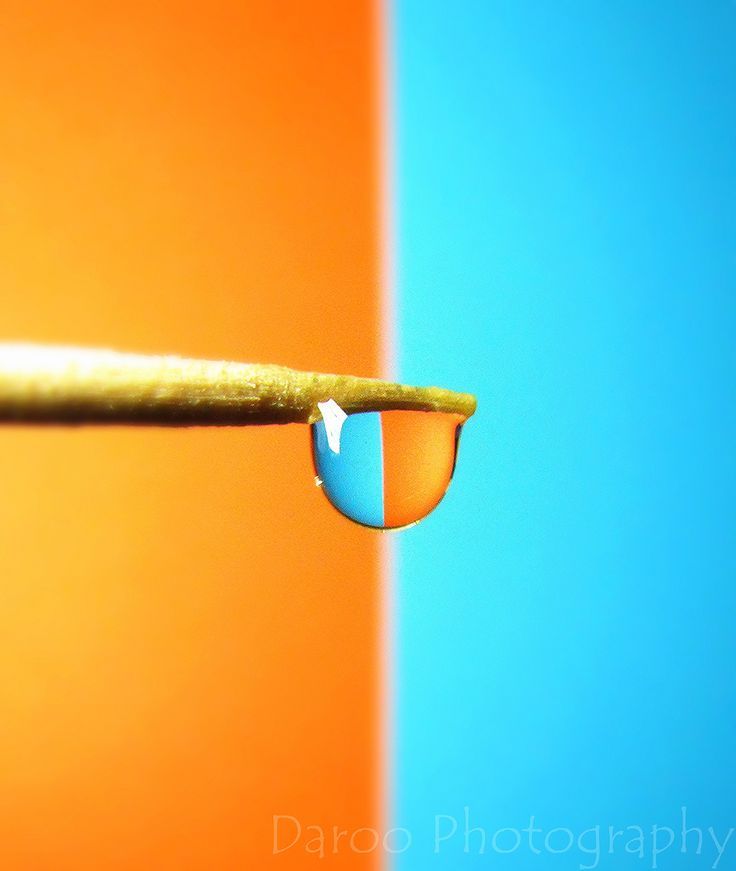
[311,405,465,530]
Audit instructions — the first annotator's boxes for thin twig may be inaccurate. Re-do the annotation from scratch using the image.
[0,344,477,426]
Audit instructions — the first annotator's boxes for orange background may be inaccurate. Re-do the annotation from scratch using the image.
[0,2,381,868]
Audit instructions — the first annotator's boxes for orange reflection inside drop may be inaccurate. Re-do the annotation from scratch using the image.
[381,410,464,528]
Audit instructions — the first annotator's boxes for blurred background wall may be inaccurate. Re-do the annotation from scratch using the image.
[2,2,734,869]
[394,1,736,869]
[0,3,382,868]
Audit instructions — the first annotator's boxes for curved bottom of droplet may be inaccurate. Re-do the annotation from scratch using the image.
[311,409,465,530]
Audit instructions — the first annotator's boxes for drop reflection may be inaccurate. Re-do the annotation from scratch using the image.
[311,403,465,530]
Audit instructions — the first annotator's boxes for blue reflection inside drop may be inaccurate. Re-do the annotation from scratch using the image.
[312,411,384,527]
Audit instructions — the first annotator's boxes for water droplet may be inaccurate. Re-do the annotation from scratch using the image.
[311,407,465,529]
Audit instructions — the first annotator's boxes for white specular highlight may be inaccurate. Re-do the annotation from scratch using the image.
[317,399,348,454]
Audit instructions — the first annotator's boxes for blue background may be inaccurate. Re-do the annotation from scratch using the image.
[393,2,736,868]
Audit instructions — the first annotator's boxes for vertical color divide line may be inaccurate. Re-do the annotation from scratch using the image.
[378,0,396,867]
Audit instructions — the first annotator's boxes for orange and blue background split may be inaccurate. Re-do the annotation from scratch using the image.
[1,2,735,870]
